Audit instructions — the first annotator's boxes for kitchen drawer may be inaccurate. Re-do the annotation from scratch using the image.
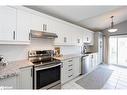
[67,74,73,79]
[68,63,73,67]
[67,59,73,63]
[68,65,73,70]
[68,68,73,74]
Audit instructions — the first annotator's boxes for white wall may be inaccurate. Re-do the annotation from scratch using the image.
[0,39,81,61]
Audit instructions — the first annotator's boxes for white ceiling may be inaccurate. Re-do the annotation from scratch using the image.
[26,6,127,31]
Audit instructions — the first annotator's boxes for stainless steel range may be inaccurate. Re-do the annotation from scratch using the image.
[28,50,61,89]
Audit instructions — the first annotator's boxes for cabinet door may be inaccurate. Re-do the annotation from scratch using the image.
[73,57,81,77]
[91,54,95,69]
[89,54,93,71]
[61,59,74,84]
[88,31,94,45]
[17,10,32,42]
[18,67,33,89]
[0,6,16,41]
[0,76,17,89]
[54,22,69,45]
[85,55,91,73]
[31,14,42,31]
[61,61,69,84]
[76,31,83,46]
[93,53,98,67]
[83,29,94,45]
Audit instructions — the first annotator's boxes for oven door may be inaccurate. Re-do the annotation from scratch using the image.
[34,63,61,89]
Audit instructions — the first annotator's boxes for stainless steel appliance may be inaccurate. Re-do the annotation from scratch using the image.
[81,55,90,75]
[28,50,61,89]
[30,30,58,39]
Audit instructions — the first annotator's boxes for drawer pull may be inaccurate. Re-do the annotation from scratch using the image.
[68,69,72,71]
[68,60,72,62]
[68,75,73,77]
[68,64,73,67]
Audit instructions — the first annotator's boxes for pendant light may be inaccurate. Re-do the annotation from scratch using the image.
[108,16,118,32]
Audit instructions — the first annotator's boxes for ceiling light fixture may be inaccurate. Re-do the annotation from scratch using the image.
[108,16,118,32]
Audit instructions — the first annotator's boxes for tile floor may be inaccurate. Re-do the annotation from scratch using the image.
[61,64,127,89]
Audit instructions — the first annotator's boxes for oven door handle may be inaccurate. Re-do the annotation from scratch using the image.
[35,63,61,71]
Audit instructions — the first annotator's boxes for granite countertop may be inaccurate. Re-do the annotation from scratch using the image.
[54,52,97,61]
[54,53,84,61]
[0,60,33,80]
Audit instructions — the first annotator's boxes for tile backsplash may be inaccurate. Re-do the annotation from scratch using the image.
[0,39,81,61]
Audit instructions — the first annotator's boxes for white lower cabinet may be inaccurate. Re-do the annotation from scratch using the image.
[0,76,17,89]
[0,66,33,90]
[61,57,81,84]
[17,66,33,89]
[73,57,81,77]
[88,53,98,72]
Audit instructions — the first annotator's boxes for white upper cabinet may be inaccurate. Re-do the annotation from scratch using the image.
[0,6,16,41]
[83,29,94,45]
[54,21,83,46]
[30,14,42,31]
[17,10,32,42]
[0,6,94,45]
[74,28,83,46]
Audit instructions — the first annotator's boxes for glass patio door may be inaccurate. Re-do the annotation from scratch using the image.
[109,35,127,67]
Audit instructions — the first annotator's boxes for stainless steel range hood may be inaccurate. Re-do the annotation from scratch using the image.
[30,30,58,39]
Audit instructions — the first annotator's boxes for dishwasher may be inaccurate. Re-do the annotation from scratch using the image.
[81,55,91,75]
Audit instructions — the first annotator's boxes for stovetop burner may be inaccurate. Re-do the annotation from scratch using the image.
[32,58,60,66]
[28,50,61,66]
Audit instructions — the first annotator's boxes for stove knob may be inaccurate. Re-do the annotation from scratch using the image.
[30,53,33,56]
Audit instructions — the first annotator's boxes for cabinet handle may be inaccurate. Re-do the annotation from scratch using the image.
[13,31,15,40]
[68,69,72,71]
[87,37,89,41]
[45,24,47,31]
[44,24,46,31]
[68,60,72,62]
[68,75,73,77]
[31,68,33,77]
[43,24,45,31]
[68,64,73,67]
[29,33,31,40]
[43,24,47,32]
[64,37,67,43]
[77,39,80,43]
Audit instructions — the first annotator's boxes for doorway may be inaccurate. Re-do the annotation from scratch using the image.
[109,35,127,67]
